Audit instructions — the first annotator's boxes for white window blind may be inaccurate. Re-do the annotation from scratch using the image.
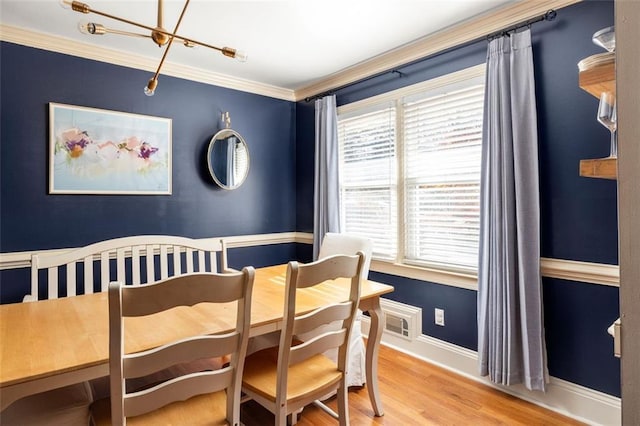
[337,65,485,274]
[337,104,398,259]
[403,81,484,271]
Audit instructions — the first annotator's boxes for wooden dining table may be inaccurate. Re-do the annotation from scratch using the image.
[0,264,394,416]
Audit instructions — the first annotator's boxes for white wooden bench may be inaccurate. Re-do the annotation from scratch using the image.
[26,235,229,301]
[5,235,232,423]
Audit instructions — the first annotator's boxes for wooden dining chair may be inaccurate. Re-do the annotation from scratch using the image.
[91,268,254,426]
[241,253,364,426]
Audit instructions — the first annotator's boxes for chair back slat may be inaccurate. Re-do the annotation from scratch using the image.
[293,302,352,336]
[121,273,246,317]
[289,330,347,366]
[27,236,229,302]
[124,370,234,419]
[124,335,240,379]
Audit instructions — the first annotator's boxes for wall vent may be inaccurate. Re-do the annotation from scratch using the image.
[380,299,422,341]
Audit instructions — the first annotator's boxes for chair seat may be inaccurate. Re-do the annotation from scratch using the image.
[1,382,92,426]
[91,390,228,426]
[242,346,342,406]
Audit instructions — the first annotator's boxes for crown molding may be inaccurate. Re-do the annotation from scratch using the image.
[0,24,296,102]
[1,1,581,103]
[294,0,582,101]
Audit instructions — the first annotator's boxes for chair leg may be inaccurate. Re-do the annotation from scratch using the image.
[337,384,350,426]
[275,407,287,426]
[288,407,303,425]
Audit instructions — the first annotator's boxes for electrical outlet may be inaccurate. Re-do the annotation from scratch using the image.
[434,308,445,326]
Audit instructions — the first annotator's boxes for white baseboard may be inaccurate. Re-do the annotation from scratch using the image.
[361,316,621,426]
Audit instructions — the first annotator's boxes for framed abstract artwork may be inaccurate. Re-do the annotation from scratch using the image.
[49,103,172,194]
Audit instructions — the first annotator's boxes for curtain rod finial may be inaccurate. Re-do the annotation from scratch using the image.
[545,10,557,21]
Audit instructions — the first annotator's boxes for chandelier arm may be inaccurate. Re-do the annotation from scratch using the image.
[151,0,191,82]
[71,1,225,53]
[104,28,152,39]
[157,0,164,29]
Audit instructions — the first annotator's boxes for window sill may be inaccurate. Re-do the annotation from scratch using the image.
[369,257,620,290]
[370,259,478,290]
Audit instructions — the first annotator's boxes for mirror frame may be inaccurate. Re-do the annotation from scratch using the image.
[207,128,250,190]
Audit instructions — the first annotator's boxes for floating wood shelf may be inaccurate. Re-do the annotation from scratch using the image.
[579,56,616,100]
[578,53,617,180]
[579,157,617,180]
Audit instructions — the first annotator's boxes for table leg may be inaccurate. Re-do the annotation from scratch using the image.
[360,297,384,416]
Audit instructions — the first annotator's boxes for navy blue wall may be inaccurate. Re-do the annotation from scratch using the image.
[295,0,619,397]
[0,42,298,301]
[544,277,620,395]
[295,100,316,233]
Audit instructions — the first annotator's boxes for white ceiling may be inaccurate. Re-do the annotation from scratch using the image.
[0,0,515,92]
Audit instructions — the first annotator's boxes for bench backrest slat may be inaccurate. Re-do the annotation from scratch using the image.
[26,236,228,302]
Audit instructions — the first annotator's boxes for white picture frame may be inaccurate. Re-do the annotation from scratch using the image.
[49,103,172,195]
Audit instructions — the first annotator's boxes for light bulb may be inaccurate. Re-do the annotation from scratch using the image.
[234,50,248,62]
[77,21,104,35]
[78,21,89,34]
[59,0,72,9]
[144,78,158,96]
[183,40,197,48]
[221,47,247,62]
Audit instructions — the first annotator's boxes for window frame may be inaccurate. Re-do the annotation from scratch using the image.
[337,64,485,289]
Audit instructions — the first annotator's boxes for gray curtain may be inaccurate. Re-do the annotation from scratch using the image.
[477,29,547,392]
[313,95,341,259]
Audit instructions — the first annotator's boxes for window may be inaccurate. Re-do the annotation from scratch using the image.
[337,65,485,275]
[338,104,398,260]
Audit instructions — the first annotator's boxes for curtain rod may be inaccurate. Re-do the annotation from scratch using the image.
[486,9,556,41]
[305,9,557,103]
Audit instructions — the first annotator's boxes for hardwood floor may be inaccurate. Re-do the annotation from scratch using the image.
[240,343,585,425]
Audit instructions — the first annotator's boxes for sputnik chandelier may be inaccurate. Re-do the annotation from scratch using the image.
[60,0,247,96]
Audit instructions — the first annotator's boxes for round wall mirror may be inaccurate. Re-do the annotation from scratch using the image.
[207,128,250,190]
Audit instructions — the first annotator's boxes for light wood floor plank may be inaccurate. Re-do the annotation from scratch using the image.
[240,343,585,425]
